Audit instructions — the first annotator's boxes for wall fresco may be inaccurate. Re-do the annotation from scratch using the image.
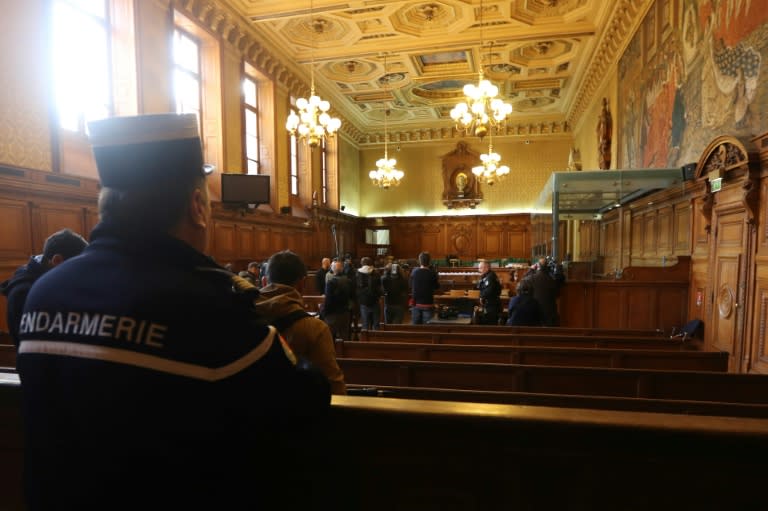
[619,0,768,168]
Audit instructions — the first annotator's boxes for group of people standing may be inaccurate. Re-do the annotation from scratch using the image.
[313,251,565,332]
[315,254,412,340]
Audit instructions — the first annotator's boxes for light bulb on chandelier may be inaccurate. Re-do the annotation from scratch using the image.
[472,132,509,186]
[369,54,405,189]
[449,0,512,139]
[285,0,341,148]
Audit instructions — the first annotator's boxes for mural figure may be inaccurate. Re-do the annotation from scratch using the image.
[597,97,612,169]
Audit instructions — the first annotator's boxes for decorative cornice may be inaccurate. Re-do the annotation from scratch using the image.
[357,120,571,146]
[566,0,652,128]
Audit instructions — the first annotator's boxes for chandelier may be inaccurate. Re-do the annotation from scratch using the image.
[472,131,509,185]
[449,0,512,139]
[369,55,404,189]
[285,1,341,148]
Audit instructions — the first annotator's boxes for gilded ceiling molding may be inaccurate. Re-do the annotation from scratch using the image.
[358,121,571,146]
[566,0,652,128]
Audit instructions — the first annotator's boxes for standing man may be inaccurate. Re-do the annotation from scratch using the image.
[476,260,502,325]
[356,256,382,330]
[410,252,440,324]
[1,228,88,349]
[315,257,331,294]
[323,259,353,340]
[381,263,408,324]
[528,258,562,326]
[16,114,330,510]
[253,250,347,395]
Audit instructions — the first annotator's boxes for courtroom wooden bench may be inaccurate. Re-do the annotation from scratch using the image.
[335,340,728,371]
[2,375,767,510]
[377,323,665,337]
[346,384,768,418]
[359,329,700,350]
[337,358,768,404]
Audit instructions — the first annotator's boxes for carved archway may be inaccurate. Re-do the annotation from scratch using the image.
[441,141,483,209]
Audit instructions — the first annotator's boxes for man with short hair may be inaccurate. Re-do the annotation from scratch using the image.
[323,260,352,340]
[476,260,502,325]
[16,113,330,510]
[356,256,382,330]
[1,228,88,349]
[315,257,331,294]
[409,251,440,324]
[254,250,347,394]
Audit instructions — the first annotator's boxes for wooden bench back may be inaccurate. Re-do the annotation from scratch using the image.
[335,340,728,371]
[337,358,768,403]
[360,329,698,350]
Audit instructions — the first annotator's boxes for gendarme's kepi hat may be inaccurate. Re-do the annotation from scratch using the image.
[87,113,214,189]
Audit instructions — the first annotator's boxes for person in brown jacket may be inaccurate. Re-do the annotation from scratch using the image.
[254,250,347,394]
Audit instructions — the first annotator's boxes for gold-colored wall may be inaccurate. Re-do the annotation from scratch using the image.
[572,69,618,172]
[338,135,361,216]
[0,0,52,171]
[356,137,572,217]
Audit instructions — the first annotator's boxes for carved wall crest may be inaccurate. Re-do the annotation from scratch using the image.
[441,141,483,209]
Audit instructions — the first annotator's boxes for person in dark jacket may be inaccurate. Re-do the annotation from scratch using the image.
[476,260,502,325]
[506,279,540,326]
[16,114,331,511]
[315,257,331,294]
[356,256,382,330]
[1,228,88,349]
[381,263,409,324]
[409,252,440,324]
[323,260,353,341]
[529,258,562,326]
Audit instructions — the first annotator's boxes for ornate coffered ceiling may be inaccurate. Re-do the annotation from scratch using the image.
[212,0,648,144]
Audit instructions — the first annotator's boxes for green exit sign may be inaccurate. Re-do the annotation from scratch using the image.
[710,177,723,193]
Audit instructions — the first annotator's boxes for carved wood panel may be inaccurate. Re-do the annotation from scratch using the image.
[594,287,623,329]
[642,213,656,256]
[625,287,655,329]
[211,221,237,263]
[751,276,768,374]
[657,205,672,253]
[673,202,690,253]
[31,203,89,251]
[0,199,32,259]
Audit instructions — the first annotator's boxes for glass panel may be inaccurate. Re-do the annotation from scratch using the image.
[243,78,257,107]
[53,1,109,131]
[173,31,199,74]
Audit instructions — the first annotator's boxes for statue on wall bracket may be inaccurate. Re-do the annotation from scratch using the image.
[441,141,483,209]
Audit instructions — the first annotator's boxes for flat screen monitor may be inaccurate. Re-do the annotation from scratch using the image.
[221,174,270,205]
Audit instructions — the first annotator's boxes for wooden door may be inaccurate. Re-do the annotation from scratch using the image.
[709,207,748,372]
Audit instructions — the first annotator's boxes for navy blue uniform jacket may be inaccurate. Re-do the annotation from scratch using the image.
[17,220,331,510]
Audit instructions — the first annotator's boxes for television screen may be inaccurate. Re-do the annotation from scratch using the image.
[221,174,270,205]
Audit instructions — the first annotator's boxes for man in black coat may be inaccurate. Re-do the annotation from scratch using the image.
[16,114,331,511]
[1,228,88,349]
[477,260,502,325]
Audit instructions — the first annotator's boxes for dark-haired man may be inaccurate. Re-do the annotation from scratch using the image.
[254,250,347,394]
[409,251,440,324]
[1,228,88,349]
[16,114,330,510]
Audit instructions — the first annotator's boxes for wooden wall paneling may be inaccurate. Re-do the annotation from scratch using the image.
[558,282,594,328]
[630,213,643,261]
[688,269,708,329]
[421,225,441,260]
[393,223,422,261]
[656,285,689,332]
[31,203,89,252]
[673,201,690,254]
[508,229,529,260]
[657,205,673,255]
[480,225,503,259]
[624,285,655,329]
[211,220,237,264]
[621,209,631,268]
[85,208,99,239]
[594,286,624,329]
[692,195,711,250]
[642,212,657,256]
[0,198,32,259]
[236,224,256,260]
[751,263,768,374]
